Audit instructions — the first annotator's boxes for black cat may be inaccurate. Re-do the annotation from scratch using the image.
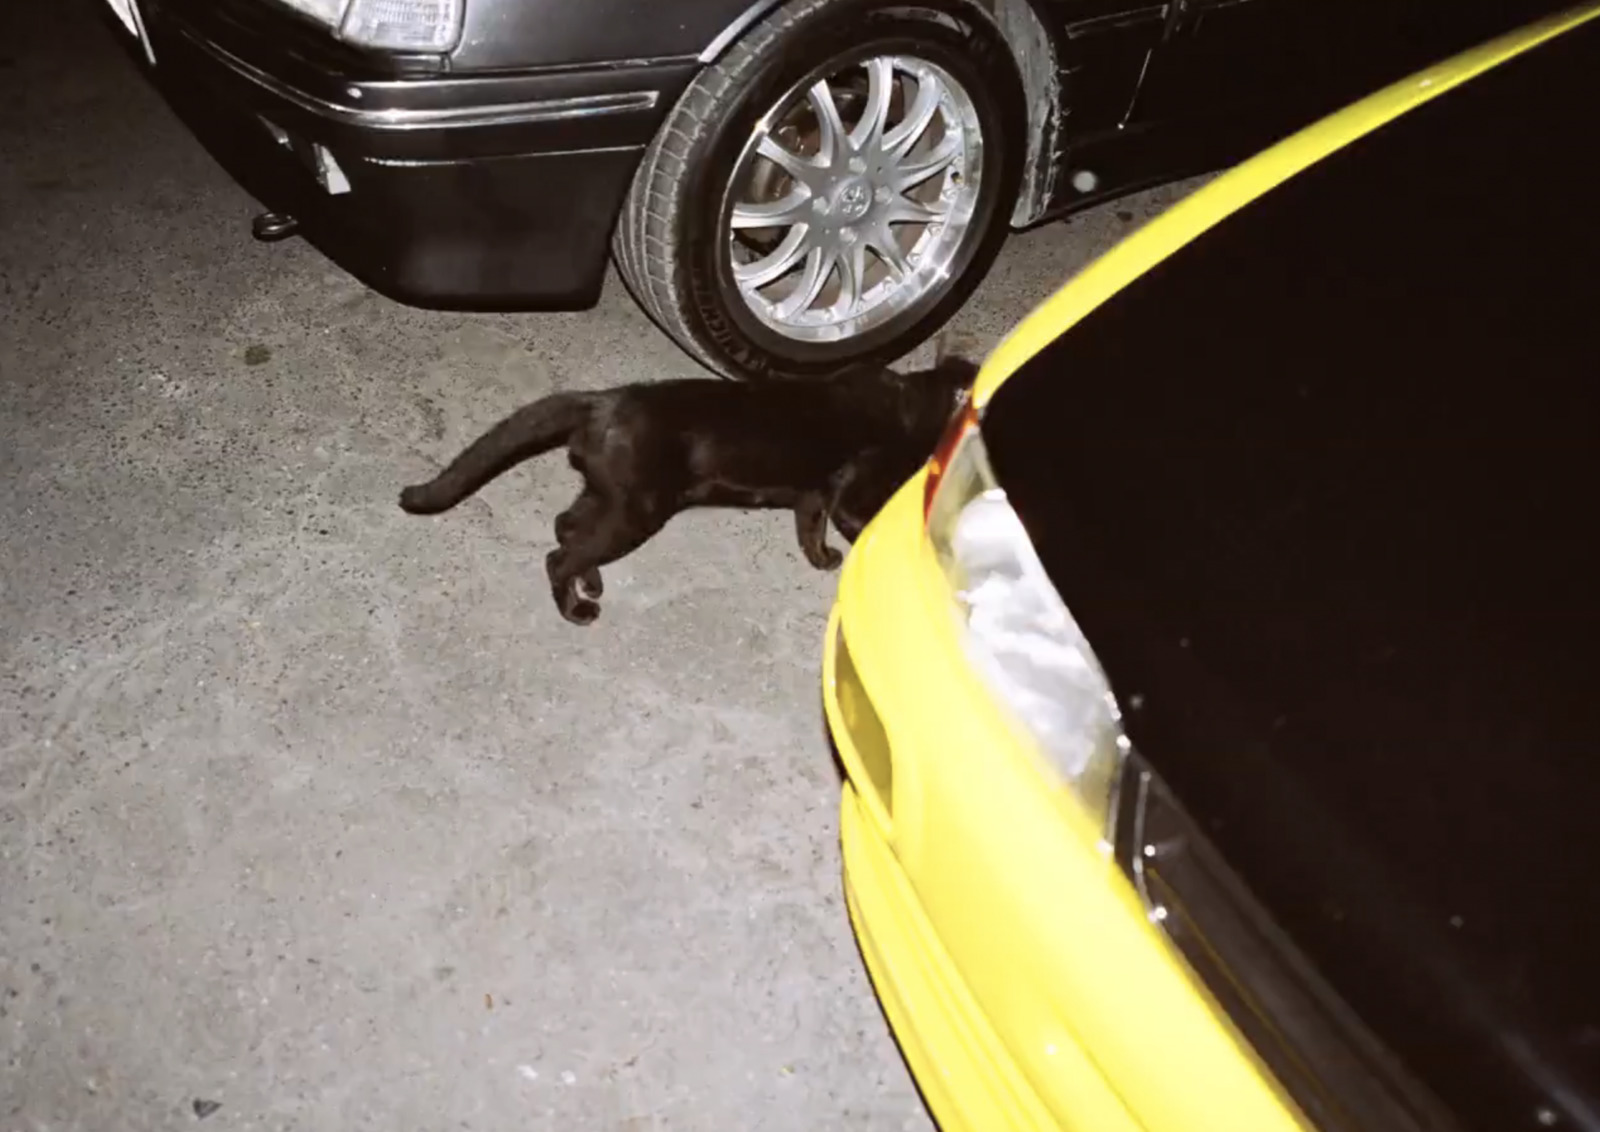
[399,347,978,624]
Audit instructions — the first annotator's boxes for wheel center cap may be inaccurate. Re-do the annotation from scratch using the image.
[836,180,872,221]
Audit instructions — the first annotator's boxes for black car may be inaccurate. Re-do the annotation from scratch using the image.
[104,0,1558,379]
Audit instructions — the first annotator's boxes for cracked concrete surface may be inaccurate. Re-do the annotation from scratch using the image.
[0,4,1201,1129]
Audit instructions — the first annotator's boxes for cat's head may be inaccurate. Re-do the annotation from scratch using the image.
[891,334,983,437]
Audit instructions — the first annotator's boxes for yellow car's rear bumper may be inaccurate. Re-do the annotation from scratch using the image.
[824,476,1308,1132]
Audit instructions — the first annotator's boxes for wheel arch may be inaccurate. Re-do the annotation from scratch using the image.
[698,0,1065,227]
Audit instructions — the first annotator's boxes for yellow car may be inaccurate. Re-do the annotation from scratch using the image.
[822,6,1600,1132]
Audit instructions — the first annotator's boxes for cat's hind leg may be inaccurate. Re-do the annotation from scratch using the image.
[546,498,668,625]
[554,486,605,599]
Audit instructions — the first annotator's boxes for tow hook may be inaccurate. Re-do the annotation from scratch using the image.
[251,211,300,242]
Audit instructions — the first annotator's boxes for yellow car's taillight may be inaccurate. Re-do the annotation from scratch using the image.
[923,398,978,519]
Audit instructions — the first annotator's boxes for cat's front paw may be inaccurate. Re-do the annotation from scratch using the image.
[808,545,844,571]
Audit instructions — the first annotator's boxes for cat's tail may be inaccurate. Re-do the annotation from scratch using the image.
[398,391,595,515]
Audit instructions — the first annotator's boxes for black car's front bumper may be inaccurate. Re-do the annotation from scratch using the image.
[121,0,697,310]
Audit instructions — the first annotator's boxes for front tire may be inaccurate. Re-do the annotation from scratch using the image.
[612,0,1026,380]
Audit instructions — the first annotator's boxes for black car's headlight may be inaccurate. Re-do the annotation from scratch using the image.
[922,402,1129,841]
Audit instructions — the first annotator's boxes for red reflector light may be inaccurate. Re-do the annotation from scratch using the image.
[923,400,979,518]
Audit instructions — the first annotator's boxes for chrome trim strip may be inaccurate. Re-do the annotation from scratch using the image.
[698,0,786,62]
[177,28,660,130]
[1124,765,1157,914]
[1114,755,1462,1132]
[362,143,642,167]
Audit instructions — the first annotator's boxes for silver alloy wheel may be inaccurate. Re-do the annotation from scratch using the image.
[724,54,984,344]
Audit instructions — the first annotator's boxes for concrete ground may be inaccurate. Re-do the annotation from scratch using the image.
[0,4,1200,1129]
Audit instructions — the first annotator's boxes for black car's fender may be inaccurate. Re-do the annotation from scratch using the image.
[454,0,1139,229]
[692,0,1185,227]
[454,0,778,70]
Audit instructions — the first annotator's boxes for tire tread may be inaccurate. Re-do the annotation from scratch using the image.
[612,0,850,375]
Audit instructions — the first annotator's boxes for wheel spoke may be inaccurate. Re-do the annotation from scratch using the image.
[832,241,869,316]
[722,55,982,341]
[807,80,848,165]
[850,57,896,153]
[730,188,813,230]
[775,245,836,319]
[892,134,961,193]
[885,194,946,226]
[868,225,912,280]
[735,224,811,290]
[755,135,819,188]
[882,70,942,160]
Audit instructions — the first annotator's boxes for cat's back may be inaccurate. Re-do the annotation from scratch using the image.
[627,372,882,436]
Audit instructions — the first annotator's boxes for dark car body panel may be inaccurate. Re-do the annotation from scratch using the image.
[454,0,741,69]
[1048,0,1571,215]
[135,0,694,308]
[111,0,1575,310]
[980,17,1600,1131]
